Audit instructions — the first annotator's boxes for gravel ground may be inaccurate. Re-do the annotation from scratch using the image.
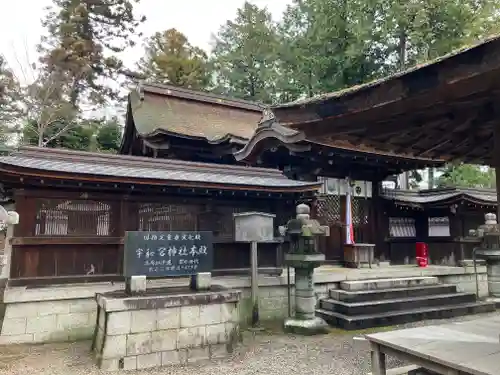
[0,312,498,375]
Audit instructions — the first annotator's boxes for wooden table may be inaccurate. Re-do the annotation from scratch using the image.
[365,315,500,375]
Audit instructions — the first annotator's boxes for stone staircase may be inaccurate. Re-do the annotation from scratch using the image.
[316,276,495,330]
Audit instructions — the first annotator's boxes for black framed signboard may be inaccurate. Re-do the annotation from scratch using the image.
[123,231,213,277]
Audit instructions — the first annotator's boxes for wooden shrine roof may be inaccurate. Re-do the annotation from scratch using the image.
[269,35,500,165]
[234,116,444,178]
[125,82,264,144]
[235,118,443,163]
[0,147,321,193]
[382,187,497,207]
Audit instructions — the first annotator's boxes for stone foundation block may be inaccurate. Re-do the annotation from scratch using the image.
[136,352,161,369]
[130,310,156,333]
[92,287,241,371]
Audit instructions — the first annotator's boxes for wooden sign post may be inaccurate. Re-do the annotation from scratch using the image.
[233,212,276,328]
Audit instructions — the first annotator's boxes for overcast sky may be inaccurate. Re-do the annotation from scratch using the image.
[1,0,291,83]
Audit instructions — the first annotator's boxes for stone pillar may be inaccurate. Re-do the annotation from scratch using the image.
[294,267,315,320]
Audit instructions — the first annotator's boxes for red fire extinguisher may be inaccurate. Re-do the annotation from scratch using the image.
[416,242,428,268]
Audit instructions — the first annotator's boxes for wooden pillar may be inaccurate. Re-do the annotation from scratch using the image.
[372,181,389,261]
[415,210,429,243]
[494,119,500,219]
[449,206,466,262]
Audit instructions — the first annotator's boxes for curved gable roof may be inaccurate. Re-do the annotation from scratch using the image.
[128,83,265,142]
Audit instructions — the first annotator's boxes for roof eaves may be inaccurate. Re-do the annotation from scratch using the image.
[274,34,500,109]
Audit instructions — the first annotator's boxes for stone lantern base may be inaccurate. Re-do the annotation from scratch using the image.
[283,253,329,335]
[284,316,329,335]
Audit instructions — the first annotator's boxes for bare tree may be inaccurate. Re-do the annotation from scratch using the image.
[22,69,77,147]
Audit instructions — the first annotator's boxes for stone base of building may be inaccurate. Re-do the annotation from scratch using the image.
[0,265,489,345]
[284,316,329,335]
[92,286,241,371]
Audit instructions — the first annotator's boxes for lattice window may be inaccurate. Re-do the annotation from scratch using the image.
[352,197,369,226]
[138,202,250,240]
[428,217,450,237]
[315,194,341,224]
[34,199,112,236]
[138,203,200,232]
[389,217,416,237]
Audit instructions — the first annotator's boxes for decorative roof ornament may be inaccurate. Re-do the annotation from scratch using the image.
[258,108,276,129]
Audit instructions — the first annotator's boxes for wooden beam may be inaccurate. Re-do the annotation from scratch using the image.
[415,115,478,156]
[12,236,123,246]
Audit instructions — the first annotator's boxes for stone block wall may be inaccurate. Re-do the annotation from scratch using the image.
[237,283,338,323]
[0,298,96,344]
[93,290,241,371]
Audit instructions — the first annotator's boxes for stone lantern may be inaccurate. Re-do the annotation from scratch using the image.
[0,206,19,280]
[472,213,500,297]
[282,203,329,334]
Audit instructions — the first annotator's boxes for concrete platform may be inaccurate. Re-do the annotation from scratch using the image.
[365,314,500,375]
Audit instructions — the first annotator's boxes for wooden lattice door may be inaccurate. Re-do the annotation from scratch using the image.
[314,195,344,262]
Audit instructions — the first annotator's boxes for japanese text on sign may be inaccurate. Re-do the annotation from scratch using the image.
[123,231,213,277]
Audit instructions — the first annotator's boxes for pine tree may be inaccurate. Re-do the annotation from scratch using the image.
[136,28,211,89]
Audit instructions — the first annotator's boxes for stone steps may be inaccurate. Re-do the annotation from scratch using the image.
[316,301,495,330]
[330,284,458,303]
[317,276,496,330]
[320,292,477,316]
[340,276,439,291]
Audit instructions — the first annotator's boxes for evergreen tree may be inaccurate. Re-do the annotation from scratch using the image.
[96,117,122,153]
[136,28,211,89]
[380,0,500,74]
[0,56,21,145]
[437,164,496,189]
[210,1,279,103]
[276,0,381,101]
[39,0,145,107]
